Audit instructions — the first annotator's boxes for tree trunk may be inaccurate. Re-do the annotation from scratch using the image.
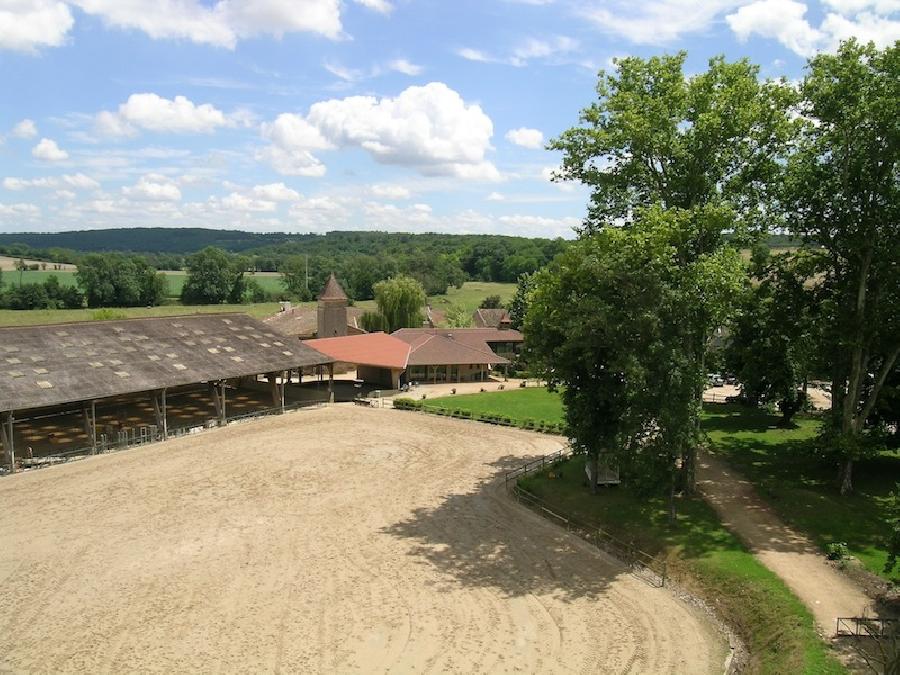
[589,453,599,495]
[681,446,696,494]
[840,457,853,496]
[668,467,677,523]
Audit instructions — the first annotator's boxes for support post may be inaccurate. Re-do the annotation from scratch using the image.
[267,372,280,408]
[209,381,226,424]
[219,381,226,424]
[1,412,15,473]
[90,400,97,453]
[152,390,168,441]
[280,371,286,413]
[328,363,334,403]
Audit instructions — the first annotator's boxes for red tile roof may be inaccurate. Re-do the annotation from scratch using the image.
[472,308,511,328]
[304,332,410,370]
[392,327,524,345]
[393,331,509,366]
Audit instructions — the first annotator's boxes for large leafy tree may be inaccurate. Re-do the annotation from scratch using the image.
[725,250,820,425]
[181,247,246,305]
[373,275,426,332]
[549,52,779,491]
[527,206,744,505]
[783,40,899,494]
[550,52,797,233]
[76,254,166,308]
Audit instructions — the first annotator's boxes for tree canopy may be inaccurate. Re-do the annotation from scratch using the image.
[373,275,427,332]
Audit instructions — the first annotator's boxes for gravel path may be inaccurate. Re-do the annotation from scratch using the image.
[0,407,727,673]
[697,451,874,636]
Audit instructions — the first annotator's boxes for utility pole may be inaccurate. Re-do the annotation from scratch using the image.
[305,254,309,293]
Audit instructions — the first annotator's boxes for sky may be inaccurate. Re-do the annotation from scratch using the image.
[0,1,897,239]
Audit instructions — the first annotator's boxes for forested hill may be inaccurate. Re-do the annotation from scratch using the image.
[0,228,291,253]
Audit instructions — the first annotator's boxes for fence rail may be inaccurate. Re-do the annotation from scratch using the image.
[5,397,328,476]
[836,617,898,638]
[505,447,667,588]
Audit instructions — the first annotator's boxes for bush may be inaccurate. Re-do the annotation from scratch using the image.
[393,397,418,410]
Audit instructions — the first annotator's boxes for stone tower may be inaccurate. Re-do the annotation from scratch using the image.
[317,273,349,337]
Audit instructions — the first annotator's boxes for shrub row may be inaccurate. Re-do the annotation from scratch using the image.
[392,398,566,435]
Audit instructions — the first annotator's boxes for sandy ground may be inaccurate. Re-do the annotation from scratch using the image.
[0,407,727,673]
[0,256,76,272]
[697,451,874,637]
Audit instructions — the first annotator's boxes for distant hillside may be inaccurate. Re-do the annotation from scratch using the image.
[0,228,292,254]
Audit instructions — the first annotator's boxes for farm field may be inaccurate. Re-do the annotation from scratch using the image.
[0,407,727,673]
[0,281,514,327]
[0,255,76,272]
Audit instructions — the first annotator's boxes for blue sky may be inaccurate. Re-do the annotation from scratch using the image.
[0,0,897,238]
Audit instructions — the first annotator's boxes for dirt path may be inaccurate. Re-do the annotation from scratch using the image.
[697,451,874,636]
[0,408,727,673]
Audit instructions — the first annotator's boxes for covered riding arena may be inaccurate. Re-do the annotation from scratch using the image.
[0,314,334,469]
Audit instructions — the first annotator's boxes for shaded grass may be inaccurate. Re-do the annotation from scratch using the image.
[702,403,900,583]
[521,461,844,674]
[424,388,565,426]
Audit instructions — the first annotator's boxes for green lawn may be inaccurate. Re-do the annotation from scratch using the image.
[3,270,79,287]
[423,388,565,425]
[521,462,844,674]
[702,403,900,583]
[427,281,516,314]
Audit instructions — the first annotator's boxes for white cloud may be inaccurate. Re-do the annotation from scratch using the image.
[820,10,900,47]
[486,191,505,201]
[11,119,38,139]
[220,192,277,212]
[505,127,545,149]
[0,202,40,216]
[0,0,73,52]
[96,93,232,136]
[822,0,900,12]
[727,0,824,56]
[388,58,424,75]
[55,189,76,200]
[510,36,578,64]
[727,0,900,56]
[3,173,99,190]
[580,1,741,44]
[122,173,182,201]
[324,61,361,82]
[457,47,492,62]
[261,82,499,180]
[252,182,300,201]
[32,138,69,161]
[69,0,348,49]
[353,0,394,13]
[370,184,412,199]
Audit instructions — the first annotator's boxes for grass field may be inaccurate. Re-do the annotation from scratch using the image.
[520,464,844,673]
[702,403,900,583]
[424,388,565,425]
[0,280,513,327]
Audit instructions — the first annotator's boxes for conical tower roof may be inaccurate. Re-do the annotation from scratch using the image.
[318,273,348,302]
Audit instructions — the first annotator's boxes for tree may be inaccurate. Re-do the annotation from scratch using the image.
[181,247,245,305]
[783,40,899,494]
[550,52,797,233]
[478,295,502,309]
[508,273,534,330]
[76,254,165,308]
[280,255,312,301]
[360,311,388,332]
[373,275,426,332]
[444,304,472,328]
[527,206,743,508]
[341,255,397,301]
[725,250,819,425]
[549,52,786,491]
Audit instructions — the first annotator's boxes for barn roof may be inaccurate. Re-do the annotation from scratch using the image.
[265,306,365,338]
[393,332,509,367]
[0,313,333,413]
[392,327,524,345]
[472,308,511,328]
[304,332,410,370]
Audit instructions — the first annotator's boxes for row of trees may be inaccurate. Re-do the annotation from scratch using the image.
[525,40,897,513]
